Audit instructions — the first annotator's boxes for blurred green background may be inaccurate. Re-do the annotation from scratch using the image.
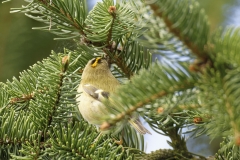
[0,1,57,82]
[0,0,238,82]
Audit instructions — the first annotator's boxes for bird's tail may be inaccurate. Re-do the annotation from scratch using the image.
[128,118,151,135]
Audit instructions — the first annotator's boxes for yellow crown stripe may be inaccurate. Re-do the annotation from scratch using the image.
[91,57,101,68]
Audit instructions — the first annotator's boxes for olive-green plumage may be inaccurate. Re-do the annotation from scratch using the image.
[77,57,151,134]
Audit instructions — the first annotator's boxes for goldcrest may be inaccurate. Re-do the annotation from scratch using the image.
[77,57,151,134]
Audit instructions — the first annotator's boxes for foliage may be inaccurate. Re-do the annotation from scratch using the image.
[0,0,56,82]
[1,0,240,159]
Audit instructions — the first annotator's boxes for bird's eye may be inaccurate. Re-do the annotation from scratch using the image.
[91,59,96,65]
[91,57,102,68]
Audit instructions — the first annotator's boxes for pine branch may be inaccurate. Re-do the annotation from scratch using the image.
[6,0,150,79]
[0,110,38,159]
[0,47,146,158]
[212,27,240,68]
[141,149,184,160]
[101,62,196,131]
[146,0,210,61]
[3,0,240,159]
[84,0,134,43]
[223,69,240,145]
[9,0,88,40]
[215,137,240,160]
[111,40,152,79]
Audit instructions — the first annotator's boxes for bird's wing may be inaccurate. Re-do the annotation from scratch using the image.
[83,85,151,135]
[82,84,109,102]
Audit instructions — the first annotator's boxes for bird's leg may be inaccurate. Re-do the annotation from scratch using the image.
[90,132,103,147]
[93,132,103,143]
[114,130,124,145]
[114,137,123,145]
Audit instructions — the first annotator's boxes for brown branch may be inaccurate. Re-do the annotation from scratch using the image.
[37,0,85,35]
[100,90,167,131]
[148,3,208,59]
[9,93,34,104]
[225,100,240,146]
[106,6,117,44]
[47,55,69,127]
[114,54,134,79]
[102,43,134,79]
[100,80,195,131]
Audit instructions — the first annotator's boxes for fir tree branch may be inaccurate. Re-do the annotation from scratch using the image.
[215,137,240,160]
[46,56,69,127]
[166,124,191,158]
[104,45,134,79]
[146,1,210,61]
[141,149,182,160]
[7,0,147,79]
[141,148,208,160]
[223,69,240,146]
[10,0,88,40]
[106,6,116,44]
[225,100,240,145]
[146,3,209,61]
[4,0,240,159]
[101,63,196,130]
[101,90,168,131]
[114,53,134,79]
[212,27,240,68]
[9,93,34,104]
[84,0,134,43]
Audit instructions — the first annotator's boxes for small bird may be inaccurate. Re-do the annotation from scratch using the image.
[77,57,151,135]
